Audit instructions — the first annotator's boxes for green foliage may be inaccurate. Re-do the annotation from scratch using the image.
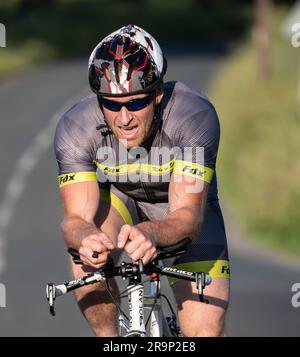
[0,0,251,76]
[210,6,300,255]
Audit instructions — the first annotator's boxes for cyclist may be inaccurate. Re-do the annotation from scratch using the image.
[54,24,230,337]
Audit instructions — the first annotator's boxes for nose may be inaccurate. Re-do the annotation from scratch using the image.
[117,106,133,126]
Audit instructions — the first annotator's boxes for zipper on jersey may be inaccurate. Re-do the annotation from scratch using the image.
[140,181,152,202]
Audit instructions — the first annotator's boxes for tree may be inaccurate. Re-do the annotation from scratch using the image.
[253,0,272,79]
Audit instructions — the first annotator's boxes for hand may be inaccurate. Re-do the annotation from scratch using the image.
[78,231,115,268]
[117,224,157,265]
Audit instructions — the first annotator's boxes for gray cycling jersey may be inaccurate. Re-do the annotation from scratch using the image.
[54,81,220,204]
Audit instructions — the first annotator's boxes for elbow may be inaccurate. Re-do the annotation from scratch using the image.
[60,216,74,237]
[60,219,67,235]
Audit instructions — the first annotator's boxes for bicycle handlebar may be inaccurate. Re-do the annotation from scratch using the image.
[46,238,212,316]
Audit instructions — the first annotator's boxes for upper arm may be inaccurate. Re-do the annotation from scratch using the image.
[60,181,100,223]
[168,174,209,220]
[54,111,100,222]
[168,98,220,219]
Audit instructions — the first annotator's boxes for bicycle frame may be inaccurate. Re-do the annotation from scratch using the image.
[117,273,168,337]
[126,282,146,336]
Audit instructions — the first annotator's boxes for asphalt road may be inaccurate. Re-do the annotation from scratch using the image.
[0,53,299,337]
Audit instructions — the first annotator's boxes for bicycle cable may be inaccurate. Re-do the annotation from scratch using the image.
[118,277,149,299]
[103,279,129,321]
[160,293,176,316]
[144,280,159,329]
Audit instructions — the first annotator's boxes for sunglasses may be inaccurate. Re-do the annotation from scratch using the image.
[99,93,155,112]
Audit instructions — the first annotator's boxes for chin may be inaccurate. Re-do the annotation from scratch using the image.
[114,132,145,149]
[126,138,143,149]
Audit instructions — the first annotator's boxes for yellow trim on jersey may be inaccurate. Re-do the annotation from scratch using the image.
[100,189,133,225]
[167,260,230,286]
[173,160,214,183]
[94,160,175,176]
[58,171,97,188]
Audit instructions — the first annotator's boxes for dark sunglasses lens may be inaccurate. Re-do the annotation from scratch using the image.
[127,96,153,111]
[101,98,122,111]
[101,94,154,112]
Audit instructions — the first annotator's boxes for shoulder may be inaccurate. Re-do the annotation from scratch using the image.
[162,81,219,135]
[163,81,216,116]
[54,94,104,148]
[56,94,104,135]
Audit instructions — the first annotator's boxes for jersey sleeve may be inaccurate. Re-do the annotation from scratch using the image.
[54,114,98,188]
[173,99,220,184]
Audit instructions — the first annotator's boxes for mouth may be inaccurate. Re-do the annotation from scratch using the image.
[118,125,139,139]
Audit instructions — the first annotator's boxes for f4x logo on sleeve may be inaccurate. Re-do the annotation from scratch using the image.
[59,174,76,186]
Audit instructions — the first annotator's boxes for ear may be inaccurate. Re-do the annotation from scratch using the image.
[156,81,164,105]
[156,92,164,105]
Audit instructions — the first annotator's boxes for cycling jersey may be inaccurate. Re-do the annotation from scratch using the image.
[54,81,230,280]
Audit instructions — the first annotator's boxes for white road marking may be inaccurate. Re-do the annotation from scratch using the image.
[0,89,89,276]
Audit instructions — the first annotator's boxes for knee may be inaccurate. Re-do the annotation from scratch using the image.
[181,320,226,337]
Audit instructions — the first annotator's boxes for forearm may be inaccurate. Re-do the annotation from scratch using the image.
[61,215,99,250]
[136,207,202,246]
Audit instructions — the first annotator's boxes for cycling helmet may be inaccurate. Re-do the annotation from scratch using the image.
[88,24,167,97]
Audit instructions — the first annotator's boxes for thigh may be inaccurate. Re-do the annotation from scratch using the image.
[169,201,230,336]
[172,277,230,337]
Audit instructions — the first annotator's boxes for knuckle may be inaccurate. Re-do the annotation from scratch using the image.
[129,253,136,260]
[139,235,146,243]
[90,234,100,242]
[145,241,152,250]
[81,237,89,246]
[98,232,107,240]
[78,246,87,257]
[122,224,130,232]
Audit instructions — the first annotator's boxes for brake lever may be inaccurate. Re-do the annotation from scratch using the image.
[67,248,100,264]
[46,283,56,316]
[67,248,83,264]
[196,273,211,304]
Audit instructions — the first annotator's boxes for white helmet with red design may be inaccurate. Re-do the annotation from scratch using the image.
[88,24,167,97]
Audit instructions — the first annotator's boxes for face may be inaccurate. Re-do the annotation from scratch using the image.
[101,91,163,149]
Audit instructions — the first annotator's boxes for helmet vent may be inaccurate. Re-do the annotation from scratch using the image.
[144,36,153,51]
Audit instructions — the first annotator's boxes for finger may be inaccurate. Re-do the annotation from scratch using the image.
[78,246,92,265]
[142,249,157,266]
[95,233,115,250]
[129,242,156,263]
[126,238,152,259]
[87,259,107,269]
[117,224,132,249]
[79,247,109,267]
[82,238,105,254]
[129,246,145,262]
[124,235,146,255]
[90,251,109,268]
[122,227,149,254]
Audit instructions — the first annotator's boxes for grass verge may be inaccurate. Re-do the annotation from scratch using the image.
[210,6,300,255]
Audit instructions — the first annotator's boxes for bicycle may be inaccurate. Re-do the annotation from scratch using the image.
[46,238,212,337]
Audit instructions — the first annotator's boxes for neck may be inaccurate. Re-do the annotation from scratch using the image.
[141,106,162,151]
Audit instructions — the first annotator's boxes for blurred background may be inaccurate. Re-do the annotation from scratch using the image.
[0,0,299,336]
